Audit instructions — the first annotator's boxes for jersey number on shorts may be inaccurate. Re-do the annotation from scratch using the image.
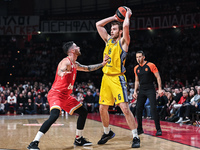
[67,83,73,90]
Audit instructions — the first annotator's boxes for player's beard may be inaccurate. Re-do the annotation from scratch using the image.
[75,49,81,56]
[111,31,120,40]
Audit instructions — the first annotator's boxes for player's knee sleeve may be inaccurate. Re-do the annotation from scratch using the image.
[75,106,88,117]
[39,109,60,133]
[74,106,88,130]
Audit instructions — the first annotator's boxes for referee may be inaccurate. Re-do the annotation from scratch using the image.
[133,51,163,136]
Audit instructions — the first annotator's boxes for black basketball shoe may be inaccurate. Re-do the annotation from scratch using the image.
[27,141,40,150]
[74,136,92,146]
[132,137,140,148]
[97,130,115,144]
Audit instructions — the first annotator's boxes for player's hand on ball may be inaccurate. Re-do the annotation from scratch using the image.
[126,7,132,18]
[113,14,119,21]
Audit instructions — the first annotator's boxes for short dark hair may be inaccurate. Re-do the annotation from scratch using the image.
[62,41,74,54]
[136,51,145,56]
[111,21,123,30]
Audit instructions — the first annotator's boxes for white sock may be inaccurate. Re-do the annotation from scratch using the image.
[33,131,44,142]
[76,129,83,138]
[179,117,183,121]
[132,129,139,138]
[103,126,110,134]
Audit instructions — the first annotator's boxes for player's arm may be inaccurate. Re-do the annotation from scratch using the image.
[149,62,163,96]
[132,75,139,99]
[96,16,116,43]
[134,75,140,92]
[57,59,71,77]
[121,7,132,52]
[154,72,162,91]
[76,54,109,72]
[154,71,164,96]
[133,66,139,99]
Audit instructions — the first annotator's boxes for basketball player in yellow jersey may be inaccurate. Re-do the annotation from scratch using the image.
[96,7,140,148]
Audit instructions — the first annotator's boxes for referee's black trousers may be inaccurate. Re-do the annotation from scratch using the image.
[136,88,161,131]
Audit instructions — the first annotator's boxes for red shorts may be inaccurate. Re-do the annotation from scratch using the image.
[47,89,82,115]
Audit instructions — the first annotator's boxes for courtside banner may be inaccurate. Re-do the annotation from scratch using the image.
[132,13,200,30]
[41,13,200,33]
[41,20,97,33]
[0,16,39,35]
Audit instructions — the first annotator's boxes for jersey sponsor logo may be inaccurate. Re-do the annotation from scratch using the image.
[145,68,148,71]
[106,65,112,67]
[67,83,73,90]
[137,69,140,73]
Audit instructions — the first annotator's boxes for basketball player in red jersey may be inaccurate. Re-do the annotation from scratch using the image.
[27,41,109,150]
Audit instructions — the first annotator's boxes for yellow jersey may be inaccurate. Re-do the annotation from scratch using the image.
[102,38,127,75]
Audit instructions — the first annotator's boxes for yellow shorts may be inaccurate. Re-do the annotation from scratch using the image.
[99,74,128,106]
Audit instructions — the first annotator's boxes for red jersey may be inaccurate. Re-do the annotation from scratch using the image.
[51,57,77,95]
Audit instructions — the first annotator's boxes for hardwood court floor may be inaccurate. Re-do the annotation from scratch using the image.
[0,114,199,150]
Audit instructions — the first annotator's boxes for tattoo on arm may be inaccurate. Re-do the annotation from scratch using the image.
[88,63,103,71]
[76,62,103,72]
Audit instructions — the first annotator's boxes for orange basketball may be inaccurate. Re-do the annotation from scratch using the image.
[116,6,127,22]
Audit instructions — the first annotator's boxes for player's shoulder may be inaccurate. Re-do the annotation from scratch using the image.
[146,62,158,72]
[147,61,155,65]
[106,37,112,44]
[146,61,156,67]
[134,64,139,69]
[62,57,71,64]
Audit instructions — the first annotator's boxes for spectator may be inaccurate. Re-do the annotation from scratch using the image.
[170,90,189,115]
[129,99,137,116]
[167,90,190,122]
[144,98,151,119]
[0,93,6,114]
[159,92,174,121]
[173,88,182,103]
[83,90,94,113]
[129,84,135,95]
[176,87,200,123]
[17,93,26,114]
[25,99,35,114]
[34,93,43,114]
[26,91,34,101]
[42,93,49,114]
[94,91,100,112]
[0,84,4,92]
[5,92,17,115]
[191,86,200,104]
[77,92,84,103]
[127,91,133,102]
[156,90,168,113]
[93,88,99,97]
